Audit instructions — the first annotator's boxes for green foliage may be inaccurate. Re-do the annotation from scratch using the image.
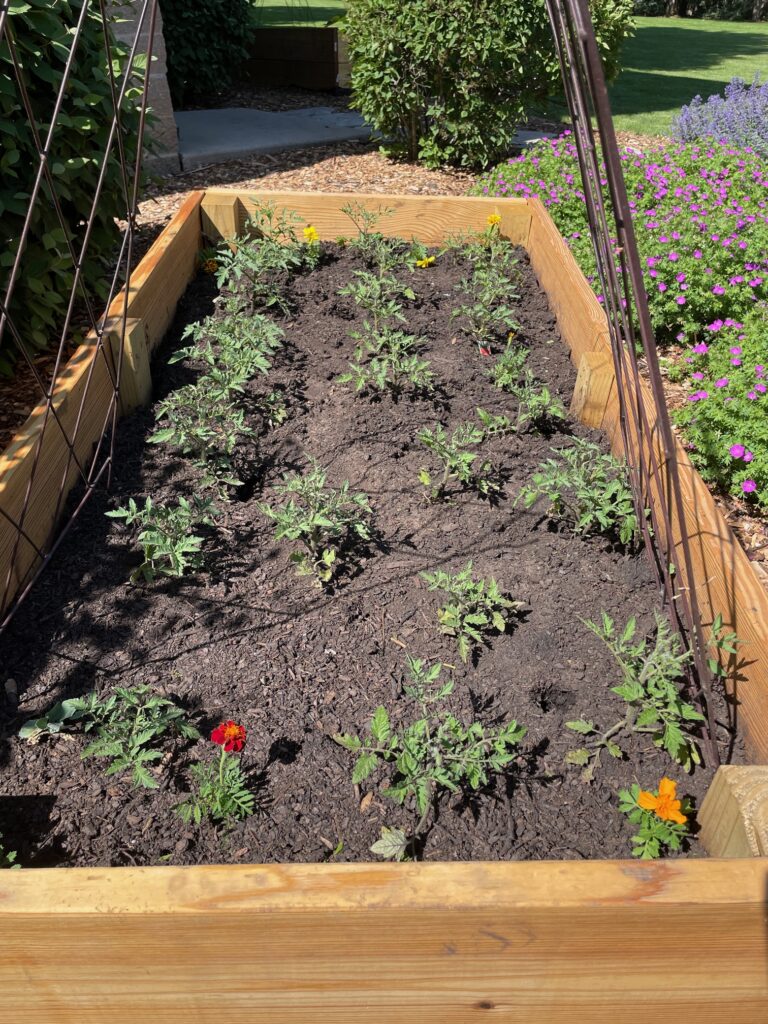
[618,782,692,859]
[506,372,568,432]
[334,655,526,844]
[170,303,284,392]
[418,422,499,501]
[707,612,741,682]
[518,438,639,547]
[342,0,633,168]
[79,685,200,790]
[340,202,401,271]
[215,201,312,311]
[160,0,253,106]
[488,343,530,391]
[0,0,144,374]
[421,562,523,663]
[339,270,408,330]
[0,834,19,870]
[339,327,434,399]
[452,259,521,352]
[258,460,373,584]
[176,750,254,825]
[106,495,217,583]
[19,697,87,741]
[150,380,254,494]
[576,611,705,773]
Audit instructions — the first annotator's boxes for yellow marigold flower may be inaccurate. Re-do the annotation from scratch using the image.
[637,777,687,825]
[415,255,436,268]
[203,259,218,274]
[303,225,319,244]
[487,213,502,227]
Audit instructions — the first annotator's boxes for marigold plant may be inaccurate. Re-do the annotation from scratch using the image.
[619,777,692,859]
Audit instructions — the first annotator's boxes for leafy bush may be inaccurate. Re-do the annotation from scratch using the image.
[639,1,768,19]
[342,0,634,169]
[672,76,768,158]
[0,0,144,374]
[159,0,253,107]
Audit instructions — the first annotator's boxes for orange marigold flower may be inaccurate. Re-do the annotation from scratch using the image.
[203,259,218,274]
[637,777,687,824]
[211,720,246,753]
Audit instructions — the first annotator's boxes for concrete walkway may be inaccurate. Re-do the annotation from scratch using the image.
[174,106,372,171]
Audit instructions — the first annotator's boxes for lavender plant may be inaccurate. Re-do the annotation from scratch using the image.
[672,76,768,159]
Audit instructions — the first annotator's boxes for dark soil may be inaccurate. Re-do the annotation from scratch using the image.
[0,243,737,868]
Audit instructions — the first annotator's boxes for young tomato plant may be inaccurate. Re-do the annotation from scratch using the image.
[334,656,527,855]
[418,422,499,501]
[80,685,200,790]
[619,777,691,859]
[150,381,254,495]
[339,270,408,332]
[106,495,217,583]
[488,342,530,391]
[176,720,255,826]
[565,612,705,779]
[170,306,284,392]
[339,327,434,400]
[340,201,402,272]
[518,438,639,547]
[507,371,567,433]
[421,562,523,663]
[215,201,310,311]
[258,460,373,584]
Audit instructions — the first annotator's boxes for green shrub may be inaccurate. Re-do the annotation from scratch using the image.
[159,0,253,107]
[342,0,633,169]
[0,0,144,375]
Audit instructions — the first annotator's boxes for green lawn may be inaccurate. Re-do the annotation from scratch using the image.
[608,16,768,137]
[251,0,345,28]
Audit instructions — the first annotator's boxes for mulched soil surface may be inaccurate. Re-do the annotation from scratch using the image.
[0,242,737,868]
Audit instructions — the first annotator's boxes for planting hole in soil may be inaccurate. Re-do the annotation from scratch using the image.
[0,205,741,869]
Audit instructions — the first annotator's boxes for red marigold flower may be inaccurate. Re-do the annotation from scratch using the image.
[479,346,491,357]
[211,720,246,752]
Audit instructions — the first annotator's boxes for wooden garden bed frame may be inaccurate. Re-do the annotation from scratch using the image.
[1,191,767,1021]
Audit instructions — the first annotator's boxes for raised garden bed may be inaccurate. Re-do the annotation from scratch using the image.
[1,191,767,1019]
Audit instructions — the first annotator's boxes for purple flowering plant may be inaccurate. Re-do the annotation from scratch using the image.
[672,77,768,161]
[473,133,768,511]
[673,308,768,508]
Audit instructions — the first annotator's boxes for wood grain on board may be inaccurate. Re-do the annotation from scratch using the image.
[1,860,766,1023]
[201,189,533,248]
